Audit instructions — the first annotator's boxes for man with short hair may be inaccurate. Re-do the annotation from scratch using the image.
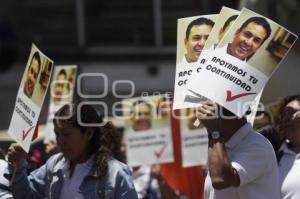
[184,17,215,63]
[226,17,271,61]
[174,17,214,108]
[23,52,41,98]
[198,101,280,199]
[52,69,68,104]
[130,100,152,132]
[217,15,238,44]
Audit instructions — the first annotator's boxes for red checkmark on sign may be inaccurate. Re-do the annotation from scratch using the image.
[22,126,35,141]
[226,90,256,102]
[154,143,167,159]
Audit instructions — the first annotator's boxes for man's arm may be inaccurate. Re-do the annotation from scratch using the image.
[196,101,240,190]
[207,139,240,190]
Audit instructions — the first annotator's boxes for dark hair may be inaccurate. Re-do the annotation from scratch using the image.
[186,17,215,39]
[30,51,41,71]
[255,110,271,121]
[275,95,300,131]
[222,15,238,31]
[131,100,152,114]
[57,69,67,79]
[54,103,121,178]
[239,17,271,44]
[278,95,300,116]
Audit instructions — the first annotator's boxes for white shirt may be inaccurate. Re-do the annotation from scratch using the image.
[132,165,160,199]
[278,143,300,199]
[0,160,13,199]
[204,123,280,199]
[60,155,95,199]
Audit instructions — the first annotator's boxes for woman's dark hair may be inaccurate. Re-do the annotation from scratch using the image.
[275,95,300,129]
[54,103,121,178]
[274,95,300,143]
[278,95,300,117]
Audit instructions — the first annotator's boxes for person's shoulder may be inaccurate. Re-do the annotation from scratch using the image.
[107,159,135,189]
[44,153,64,169]
[245,126,275,152]
[107,158,132,176]
[46,153,64,162]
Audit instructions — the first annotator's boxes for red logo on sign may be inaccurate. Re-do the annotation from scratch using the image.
[22,126,35,141]
[226,90,256,102]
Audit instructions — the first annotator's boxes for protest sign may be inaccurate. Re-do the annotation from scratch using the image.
[122,95,174,166]
[44,65,77,144]
[173,15,217,110]
[180,108,208,167]
[8,44,53,152]
[202,7,240,51]
[183,7,241,107]
[187,8,298,117]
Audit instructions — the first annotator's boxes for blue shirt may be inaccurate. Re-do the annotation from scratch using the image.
[7,153,138,199]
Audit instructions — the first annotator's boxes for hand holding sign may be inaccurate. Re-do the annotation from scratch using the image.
[196,100,218,119]
[7,143,28,168]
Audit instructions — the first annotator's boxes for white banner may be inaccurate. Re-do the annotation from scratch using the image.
[180,108,208,167]
[126,128,174,167]
[8,44,54,152]
[187,8,298,117]
[44,65,77,144]
[173,15,217,110]
[122,95,174,167]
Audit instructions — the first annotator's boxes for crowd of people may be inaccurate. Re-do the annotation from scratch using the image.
[0,94,299,199]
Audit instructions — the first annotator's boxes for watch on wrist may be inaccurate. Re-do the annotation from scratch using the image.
[209,131,222,140]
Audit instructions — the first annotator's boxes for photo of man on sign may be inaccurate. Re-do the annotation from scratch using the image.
[122,96,173,166]
[52,69,68,104]
[225,17,271,61]
[184,17,215,63]
[130,100,152,132]
[23,51,41,99]
[22,49,53,107]
[173,15,216,110]
[218,8,297,76]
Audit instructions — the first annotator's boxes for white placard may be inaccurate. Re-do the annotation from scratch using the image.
[126,128,174,167]
[123,95,174,166]
[8,44,54,152]
[173,15,217,110]
[180,108,208,167]
[187,8,298,117]
[44,65,77,144]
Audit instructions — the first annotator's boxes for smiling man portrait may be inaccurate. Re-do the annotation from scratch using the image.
[226,17,271,61]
